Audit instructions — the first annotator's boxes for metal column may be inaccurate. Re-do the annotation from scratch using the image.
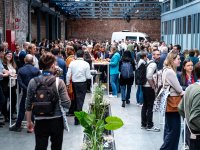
[45,13,49,40]
[37,9,41,44]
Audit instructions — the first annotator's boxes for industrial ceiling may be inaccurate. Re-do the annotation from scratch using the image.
[40,0,161,20]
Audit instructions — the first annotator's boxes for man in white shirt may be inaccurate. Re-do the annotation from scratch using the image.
[66,50,92,125]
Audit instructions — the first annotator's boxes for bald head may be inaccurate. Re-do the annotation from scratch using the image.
[24,54,33,64]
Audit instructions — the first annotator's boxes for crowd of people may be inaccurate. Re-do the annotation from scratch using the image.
[0,38,200,150]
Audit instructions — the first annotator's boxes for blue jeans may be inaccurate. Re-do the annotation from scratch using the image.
[16,90,27,127]
[121,85,132,101]
[136,85,143,104]
[160,112,181,150]
[110,74,119,96]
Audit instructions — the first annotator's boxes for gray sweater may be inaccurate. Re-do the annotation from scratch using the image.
[162,67,183,96]
[26,75,71,120]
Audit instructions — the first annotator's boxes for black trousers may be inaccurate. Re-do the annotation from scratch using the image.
[2,86,17,117]
[72,81,87,112]
[0,82,5,112]
[35,117,64,150]
[86,79,91,91]
[141,87,155,128]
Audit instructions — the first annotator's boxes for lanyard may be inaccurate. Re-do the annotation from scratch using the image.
[42,71,53,76]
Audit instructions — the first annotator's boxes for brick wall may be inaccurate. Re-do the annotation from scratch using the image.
[5,0,14,30]
[0,0,3,28]
[0,0,28,44]
[14,0,28,44]
[66,19,161,41]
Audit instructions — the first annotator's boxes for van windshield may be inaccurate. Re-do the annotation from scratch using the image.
[126,36,137,41]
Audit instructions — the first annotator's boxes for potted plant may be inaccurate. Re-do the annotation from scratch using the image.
[75,86,124,150]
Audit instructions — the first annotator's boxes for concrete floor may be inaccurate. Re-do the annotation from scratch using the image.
[0,87,184,150]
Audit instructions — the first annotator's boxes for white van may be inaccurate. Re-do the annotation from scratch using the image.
[111,30,150,43]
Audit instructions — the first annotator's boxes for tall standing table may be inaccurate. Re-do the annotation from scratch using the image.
[92,61,109,95]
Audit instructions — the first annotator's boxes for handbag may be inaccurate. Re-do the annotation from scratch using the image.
[154,69,170,116]
[56,78,70,132]
[166,96,182,112]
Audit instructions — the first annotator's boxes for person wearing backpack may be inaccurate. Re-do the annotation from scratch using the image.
[25,53,71,150]
[119,51,135,107]
[141,49,161,132]
[135,51,148,106]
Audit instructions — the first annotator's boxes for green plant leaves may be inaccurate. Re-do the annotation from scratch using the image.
[75,85,124,149]
[104,116,124,130]
[74,111,95,128]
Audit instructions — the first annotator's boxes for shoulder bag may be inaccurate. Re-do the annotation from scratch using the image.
[56,78,70,132]
[154,69,170,116]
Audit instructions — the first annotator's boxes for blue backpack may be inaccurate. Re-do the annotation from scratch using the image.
[121,62,134,79]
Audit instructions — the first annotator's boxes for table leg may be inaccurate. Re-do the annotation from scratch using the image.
[9,78,12,127]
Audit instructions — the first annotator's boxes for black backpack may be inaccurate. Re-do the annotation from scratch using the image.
[135,61,154,85]
[121,62,134,79]
[32,77,57,117]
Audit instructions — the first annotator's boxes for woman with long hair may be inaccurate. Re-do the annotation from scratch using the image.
[119,51,135,107]
[177,58,196,148]
[178,58,196,90]
[2,51,17,121]
[160,50,184,150]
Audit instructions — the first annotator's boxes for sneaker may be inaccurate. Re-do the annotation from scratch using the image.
[126,100,130,104]
[146,126,160,132]
[109,95,117,98]
[74,119,80,125]
[9,124,22,132]
[122,101,125,107]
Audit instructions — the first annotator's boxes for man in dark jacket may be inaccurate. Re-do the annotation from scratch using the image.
[18,42,29,68]
[174,45,184,72]
[9,54,40,132]
[188,49,199,66]
[51,48,67,82]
